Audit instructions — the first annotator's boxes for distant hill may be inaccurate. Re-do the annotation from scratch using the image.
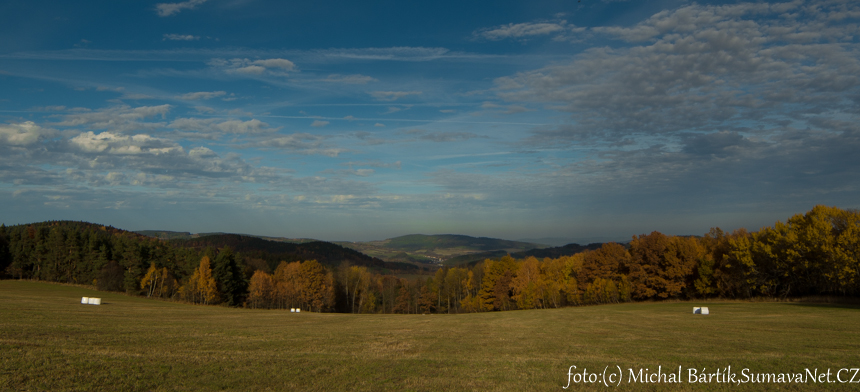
[169,234,417,272]
[518,237,631,247]
[385,234,545,252]
[445,242,606,266]
[136,230,317,244]
[338,234,549,267]
[135,230,195,240]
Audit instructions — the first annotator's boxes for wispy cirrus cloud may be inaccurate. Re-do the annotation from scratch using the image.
[175,91,226,100]
[155,0,208,17]
[498,1,860,143]
[322,74,378,84]
[368,91,422,101]
[473,20,585,42]
[399,128,487,143]
[54,105,172,133]
[250,133,345,157]
[168,118,278,136]
[208,57,296,75]
[163,34,200,41]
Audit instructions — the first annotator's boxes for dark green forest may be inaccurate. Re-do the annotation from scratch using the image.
[1,205,858,313]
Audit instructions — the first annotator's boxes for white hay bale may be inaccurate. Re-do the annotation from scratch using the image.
[82,297,89,304]
[290,308,295,313]
[88,297,101,305]
[693,307,701,314]
[296,309,301,313]
[701,307,709,315]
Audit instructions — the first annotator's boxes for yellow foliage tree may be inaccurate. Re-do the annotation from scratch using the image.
[140,262,160,298]
[193,256,219,305]
[247,270,274,309]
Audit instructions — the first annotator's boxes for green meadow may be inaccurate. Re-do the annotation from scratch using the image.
[1,280,858,391]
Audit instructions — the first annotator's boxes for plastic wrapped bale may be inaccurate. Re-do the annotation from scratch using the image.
[693,307,701,314]
[88,297,101,305]
[82,297,89,304]
[290,308,295,313]
[701,307,709,315]
[296,309,301,313]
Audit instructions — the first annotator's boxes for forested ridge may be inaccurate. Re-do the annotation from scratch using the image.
[444,242,605,266]
[168,234,415,272]
[1,205,858,313]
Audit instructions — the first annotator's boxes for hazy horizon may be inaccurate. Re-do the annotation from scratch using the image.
[2,0,859,241]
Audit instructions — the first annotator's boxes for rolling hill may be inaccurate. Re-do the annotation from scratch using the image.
[338,234,549,267]
[167,233,418,272]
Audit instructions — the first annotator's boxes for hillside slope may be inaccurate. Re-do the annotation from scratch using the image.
[169,234,416,272]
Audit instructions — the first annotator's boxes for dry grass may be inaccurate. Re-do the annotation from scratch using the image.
[2,280,859,391]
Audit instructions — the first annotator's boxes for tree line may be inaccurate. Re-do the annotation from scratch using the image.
[0,205,858,313]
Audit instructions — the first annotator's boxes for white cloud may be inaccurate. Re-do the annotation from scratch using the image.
[156,0,208,17]
[120,93,155,100]
[369,91,422,101]
[215,119,274,134]
[234,65,266,75]
[311,120,329,127]
[496,1,860,141]
[168,118,277,135]
[56,105,171,133]
[314,47,452,62]
[70,131,182,155]
[252,133,345,156]
[250,58,295,70]
[321,168,375,177]
[188,146,217,158]
[208,58,297,76]
[476,22,568,41]
[323,74,377,84]
[473,19,587,42]
[400,128,486,143]
[0,121,55,146]
[343,160,402,169]
[163,34,200,41]
[176,91,227,100]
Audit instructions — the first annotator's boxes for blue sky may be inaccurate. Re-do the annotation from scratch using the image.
[1,0,859,242]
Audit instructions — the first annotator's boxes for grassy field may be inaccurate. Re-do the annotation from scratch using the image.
[2,280,859,391]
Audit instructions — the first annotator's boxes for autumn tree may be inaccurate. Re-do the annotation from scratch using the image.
[376,275,400,314]
[459,269,483,312]
[418,280,436,314]
[444,267,469,313]
[247,270,274,309]
[578,243,629,289]
[511,256,541,309]
[393,279,413,314]
[627,232,698,300]
[345,265,370,313]
[298,260,328,312]
[479,256,517,311]
[141,262,160,298]
[181,256,219,305]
